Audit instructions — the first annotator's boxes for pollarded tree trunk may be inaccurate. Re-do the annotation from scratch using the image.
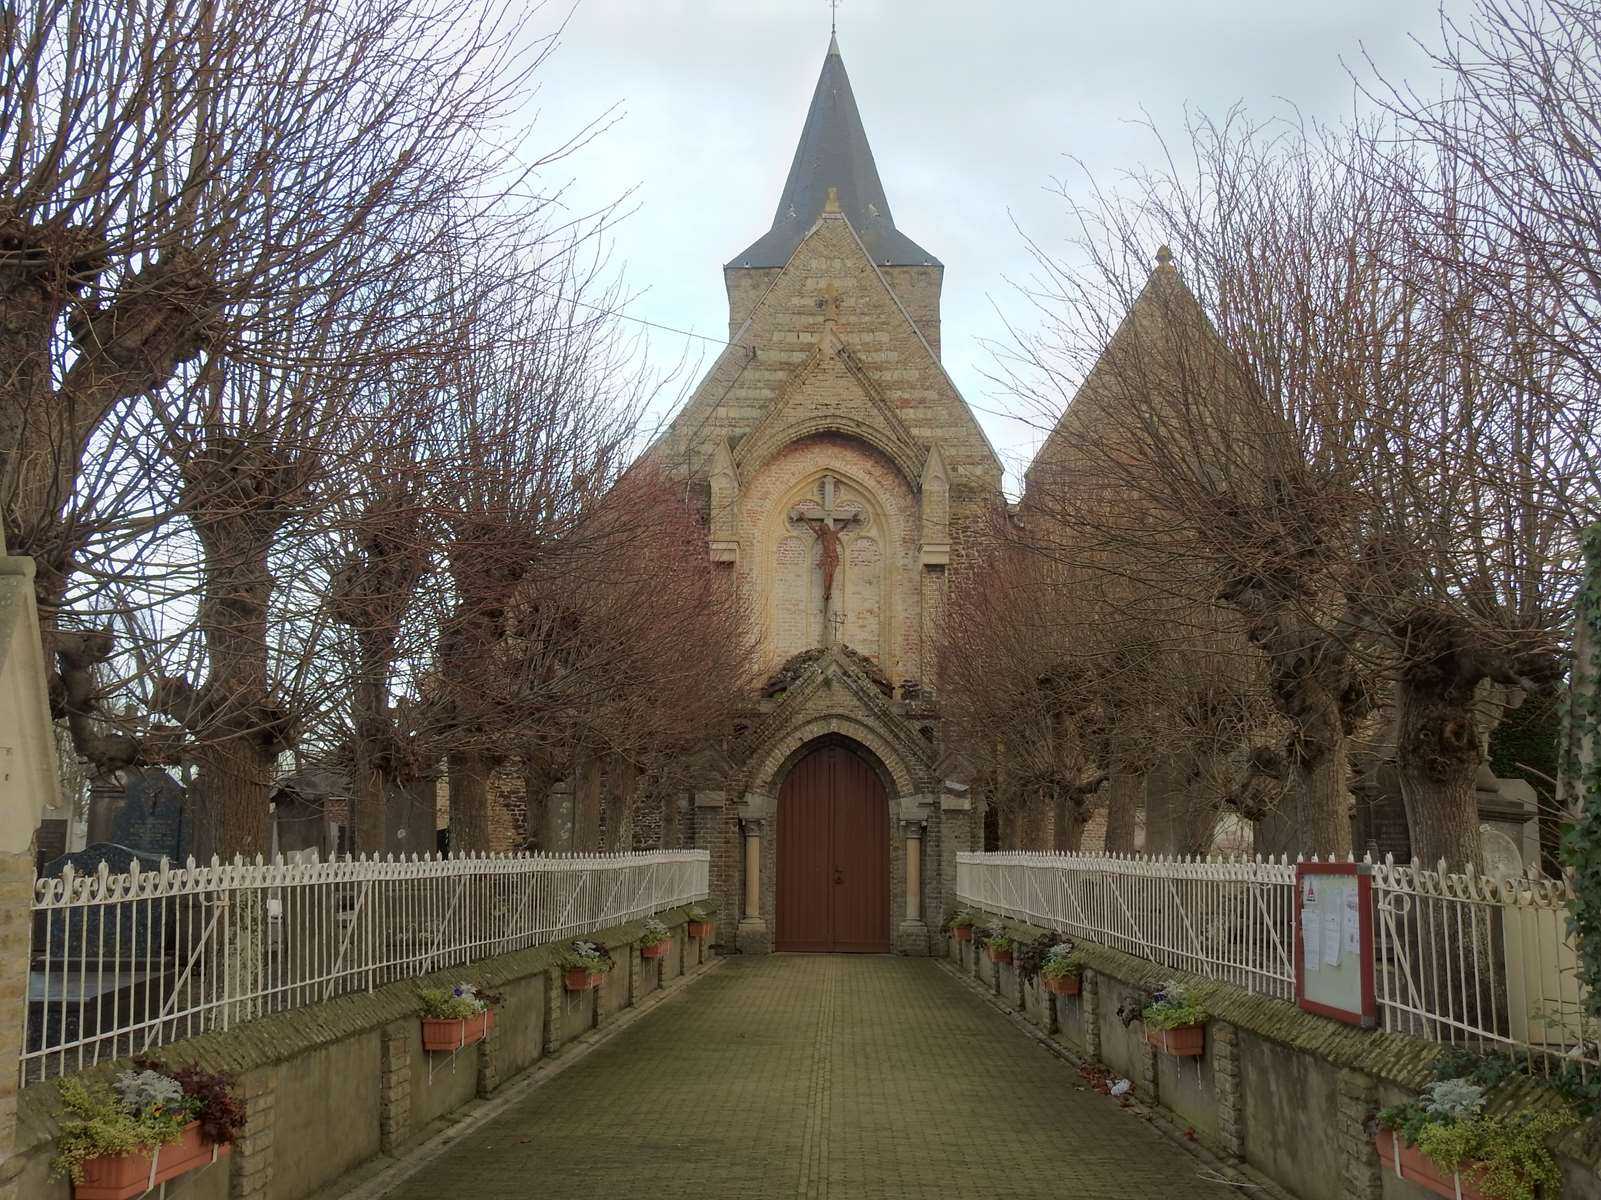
[573,751,603,851]
[1104,772,1142,853]
[1394,674,1483,873]
[522,758,556,852]
[602,757,636,851]
[1292,745,1354,860]
[448,749,492,853]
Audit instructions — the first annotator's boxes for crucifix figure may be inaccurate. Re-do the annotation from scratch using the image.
[789,474,863,643]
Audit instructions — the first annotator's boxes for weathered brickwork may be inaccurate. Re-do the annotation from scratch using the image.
[1338,1068,1384,1199]
[379,1022,412,1153]
[230,1070,276,1200]
[1212,1019,1244,1159]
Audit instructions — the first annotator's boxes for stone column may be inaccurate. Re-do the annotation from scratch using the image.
[1212,1020,1244,1159]
[230,1070,277,1200]
[1338,1068,1383,1199]
[379,1023,413,1154]
[897,820,929,956]
[0,543,58,1200]
[736,815,771,954]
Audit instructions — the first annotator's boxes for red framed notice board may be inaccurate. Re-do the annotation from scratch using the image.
[1294,861,1376,1027]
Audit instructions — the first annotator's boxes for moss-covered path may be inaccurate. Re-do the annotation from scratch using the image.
[376,956,1241,1199]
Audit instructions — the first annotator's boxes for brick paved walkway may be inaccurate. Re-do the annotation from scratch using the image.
[379,956,1241,1199]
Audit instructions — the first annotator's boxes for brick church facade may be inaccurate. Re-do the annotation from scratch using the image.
[650,35,1003,954]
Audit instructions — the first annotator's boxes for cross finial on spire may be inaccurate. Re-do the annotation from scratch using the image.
[829,0,840,36]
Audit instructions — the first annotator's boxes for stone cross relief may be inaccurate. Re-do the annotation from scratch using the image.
[789,474,863,645]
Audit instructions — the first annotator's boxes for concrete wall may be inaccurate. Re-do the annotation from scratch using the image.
[947,919,1601,1200]
[11,908,715,1200]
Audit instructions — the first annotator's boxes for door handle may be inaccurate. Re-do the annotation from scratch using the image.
[833,867,844,885]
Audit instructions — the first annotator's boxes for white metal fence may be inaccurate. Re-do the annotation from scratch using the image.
[23,849,709,1084]
[956,851,1597,1076]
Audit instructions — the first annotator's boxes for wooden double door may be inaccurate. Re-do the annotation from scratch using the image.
[775,743,890,953]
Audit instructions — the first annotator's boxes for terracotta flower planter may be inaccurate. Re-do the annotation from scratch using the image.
[953,927,973,942]
[1145,1022,1205,1057]
[564,967,598,991]
[1374,1131,1489,1200]
[687,920,713,940]
[641,940,670,960]
[75,1120,229,1200]
[986,946,1013,964]
[1044,974,1081,997]
[420,1008,493,1052]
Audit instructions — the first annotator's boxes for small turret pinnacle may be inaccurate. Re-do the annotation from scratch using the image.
[1155,245,1175,269]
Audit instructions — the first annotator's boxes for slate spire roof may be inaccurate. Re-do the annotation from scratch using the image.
[729,35,939,270]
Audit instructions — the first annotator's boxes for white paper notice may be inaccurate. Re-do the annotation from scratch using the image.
[1321,909,1342,966]
[1343,891,1361,955]
[1301,911,1322,972]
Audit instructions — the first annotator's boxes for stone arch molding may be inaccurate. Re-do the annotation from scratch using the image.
[749,715,921,801]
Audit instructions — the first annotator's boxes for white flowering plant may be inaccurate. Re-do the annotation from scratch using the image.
[640,918,671,948]
[555,939,613,974]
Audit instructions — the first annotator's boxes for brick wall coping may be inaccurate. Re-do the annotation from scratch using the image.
[14,905,702,1159]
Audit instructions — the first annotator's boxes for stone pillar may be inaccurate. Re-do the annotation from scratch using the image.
[0,544,58,1200]
[230,1070,276,1199]
[379,1023,412,1154]
[1137,1023,1158,1099]
[897,820,929,955]
[736,816,771,954]
[475,1015,499,1098]
[541,966,564,1056]
[1338,1069,1383,1199]
[1212,1020,1244,1159]
[1082,970,1103,1062]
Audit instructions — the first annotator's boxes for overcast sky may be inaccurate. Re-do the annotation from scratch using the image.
[518,0,1469,490]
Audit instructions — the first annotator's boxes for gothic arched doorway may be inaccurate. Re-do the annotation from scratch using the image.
[775,741,890,952]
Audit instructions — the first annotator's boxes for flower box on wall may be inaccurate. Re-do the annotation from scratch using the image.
[952,926,972,942]
[1144,1023,1205,1057]
[687,920,713,940]
[75,1121,228,1200]
[1374,1132,1488,1200]
[985,945,1013,965]
[564,967,601,992]
[641,940,670,960]
[420,1008,494,1052]
[1044,974,1081,997]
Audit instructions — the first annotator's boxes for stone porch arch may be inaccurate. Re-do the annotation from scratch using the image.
[749,715,920,802]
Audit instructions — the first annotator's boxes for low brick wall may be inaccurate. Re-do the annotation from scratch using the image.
[12,908,715,1200]
[948,914,1601,1200]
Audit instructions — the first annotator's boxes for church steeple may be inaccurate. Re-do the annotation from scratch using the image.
[729,37,938,270]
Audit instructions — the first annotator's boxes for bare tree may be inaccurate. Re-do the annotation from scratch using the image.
[1,0,554,791]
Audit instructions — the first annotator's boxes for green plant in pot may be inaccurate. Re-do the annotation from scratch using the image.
[53,1063,244,1192]
[983,930,1015,964]
[417,982,502,1052]
[556,939,613,990]
[640,917,673,959]
[1141,982,1207,1056]
[686,903,716,940]
[943,909,979,941]
[1375,1076,1577,1200]
[1038,943,1086,996]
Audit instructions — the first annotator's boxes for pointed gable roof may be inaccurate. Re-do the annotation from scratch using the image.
[729,35,939,270]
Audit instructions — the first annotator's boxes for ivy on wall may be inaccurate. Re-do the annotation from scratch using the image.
[1561,524,1601,1019]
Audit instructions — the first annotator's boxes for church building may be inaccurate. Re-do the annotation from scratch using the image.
[653,35,1004,954]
